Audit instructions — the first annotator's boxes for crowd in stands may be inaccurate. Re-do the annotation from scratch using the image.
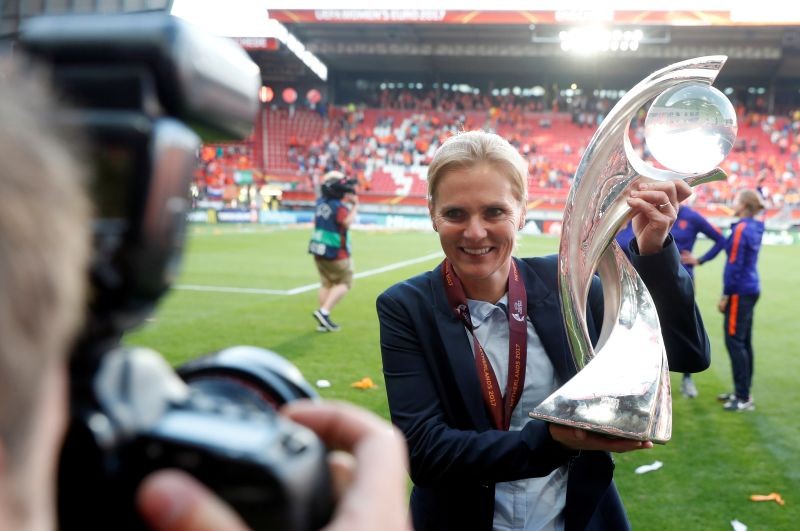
[195,144,256,201]
[193,89,800,214]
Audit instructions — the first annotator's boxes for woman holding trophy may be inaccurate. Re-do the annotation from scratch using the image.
[377,130,711,531]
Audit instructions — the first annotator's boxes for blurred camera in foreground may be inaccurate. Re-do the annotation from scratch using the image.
[19,12,332,531]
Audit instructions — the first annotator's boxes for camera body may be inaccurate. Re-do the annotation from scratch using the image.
[19,13,332,531]
[321,174,359,200]
[59,344,332,530]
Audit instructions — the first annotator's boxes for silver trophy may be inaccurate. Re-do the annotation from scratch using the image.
[529,56,737,443]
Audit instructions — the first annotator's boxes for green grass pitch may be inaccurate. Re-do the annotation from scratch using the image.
[125,225,799,530]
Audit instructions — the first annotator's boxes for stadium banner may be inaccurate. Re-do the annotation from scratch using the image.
[259,210,314,224]
[374,214,434,230]
[196,199,225,210]
[697,227,800,246]
[215,209,258,223]
[191,209,556,234]
[188,209,800,244]
[232,37,280,50]
[187,211,211,223]
[762,229,800,246]
[269,10,798,26]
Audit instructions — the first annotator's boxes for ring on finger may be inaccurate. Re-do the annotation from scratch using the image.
[657,202,671,210]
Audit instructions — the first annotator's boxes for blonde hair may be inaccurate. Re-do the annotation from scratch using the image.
[427,131,528,206]
[737,189,765,217]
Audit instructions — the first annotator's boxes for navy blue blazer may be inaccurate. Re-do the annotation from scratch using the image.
[377,240,710,531]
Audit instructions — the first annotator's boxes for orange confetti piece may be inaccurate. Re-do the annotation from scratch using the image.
[749,493,785,505]
[350,377,377,390]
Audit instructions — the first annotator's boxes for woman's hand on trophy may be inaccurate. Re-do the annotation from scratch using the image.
[549,424,654,453]
[627,180,692,255]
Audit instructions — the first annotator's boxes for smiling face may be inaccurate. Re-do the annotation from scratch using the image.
[430,163,526,302]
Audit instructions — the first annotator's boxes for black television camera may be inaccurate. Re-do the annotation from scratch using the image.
[321,173,359,200]
[18,12,332,531]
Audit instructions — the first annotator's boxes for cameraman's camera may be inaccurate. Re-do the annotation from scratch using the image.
[320,171,358,200]
[19,12,332,531]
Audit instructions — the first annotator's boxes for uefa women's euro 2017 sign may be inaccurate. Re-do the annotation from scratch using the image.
[529,56,737,443]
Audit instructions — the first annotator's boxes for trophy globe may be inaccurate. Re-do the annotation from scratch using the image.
[645,83,738,174]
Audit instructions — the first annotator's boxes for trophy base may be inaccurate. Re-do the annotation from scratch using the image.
[528,411,670,445]
[529,354,673,445]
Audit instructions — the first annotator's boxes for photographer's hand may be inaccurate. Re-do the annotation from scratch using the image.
[136,469,248,531]
[136,400,410,531]
[283,400,411,531]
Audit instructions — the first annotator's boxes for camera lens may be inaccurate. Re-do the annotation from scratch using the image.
[177,346,319,407]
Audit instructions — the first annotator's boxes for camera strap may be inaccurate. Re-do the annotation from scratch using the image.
[441,258,527,431]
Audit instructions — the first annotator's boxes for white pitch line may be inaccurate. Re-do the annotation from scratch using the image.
[176,251,442,296]
[176,285,290,295]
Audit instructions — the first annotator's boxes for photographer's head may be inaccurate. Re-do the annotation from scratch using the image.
[321,170,358,201]
[0,57,90,530]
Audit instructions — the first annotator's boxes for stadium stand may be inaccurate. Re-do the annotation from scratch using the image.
[179,8,800,229]
[191,90,800,227]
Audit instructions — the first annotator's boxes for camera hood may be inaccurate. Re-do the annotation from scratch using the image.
[18,13,261,335]
[19,12,261,141]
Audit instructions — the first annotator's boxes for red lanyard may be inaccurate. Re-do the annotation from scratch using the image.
[441,259,528,430]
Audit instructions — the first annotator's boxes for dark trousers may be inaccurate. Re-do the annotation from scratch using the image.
[724,293,759,400]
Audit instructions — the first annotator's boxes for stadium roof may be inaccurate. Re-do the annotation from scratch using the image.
[3,1,799,93]
[271,10,800,89]
[163,2,800,89]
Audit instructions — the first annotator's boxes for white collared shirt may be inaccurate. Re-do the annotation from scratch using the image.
[466,295,568,531]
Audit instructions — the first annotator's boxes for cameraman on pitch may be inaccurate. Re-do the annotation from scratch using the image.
[0,58,408,531]
[309,171,358,332]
